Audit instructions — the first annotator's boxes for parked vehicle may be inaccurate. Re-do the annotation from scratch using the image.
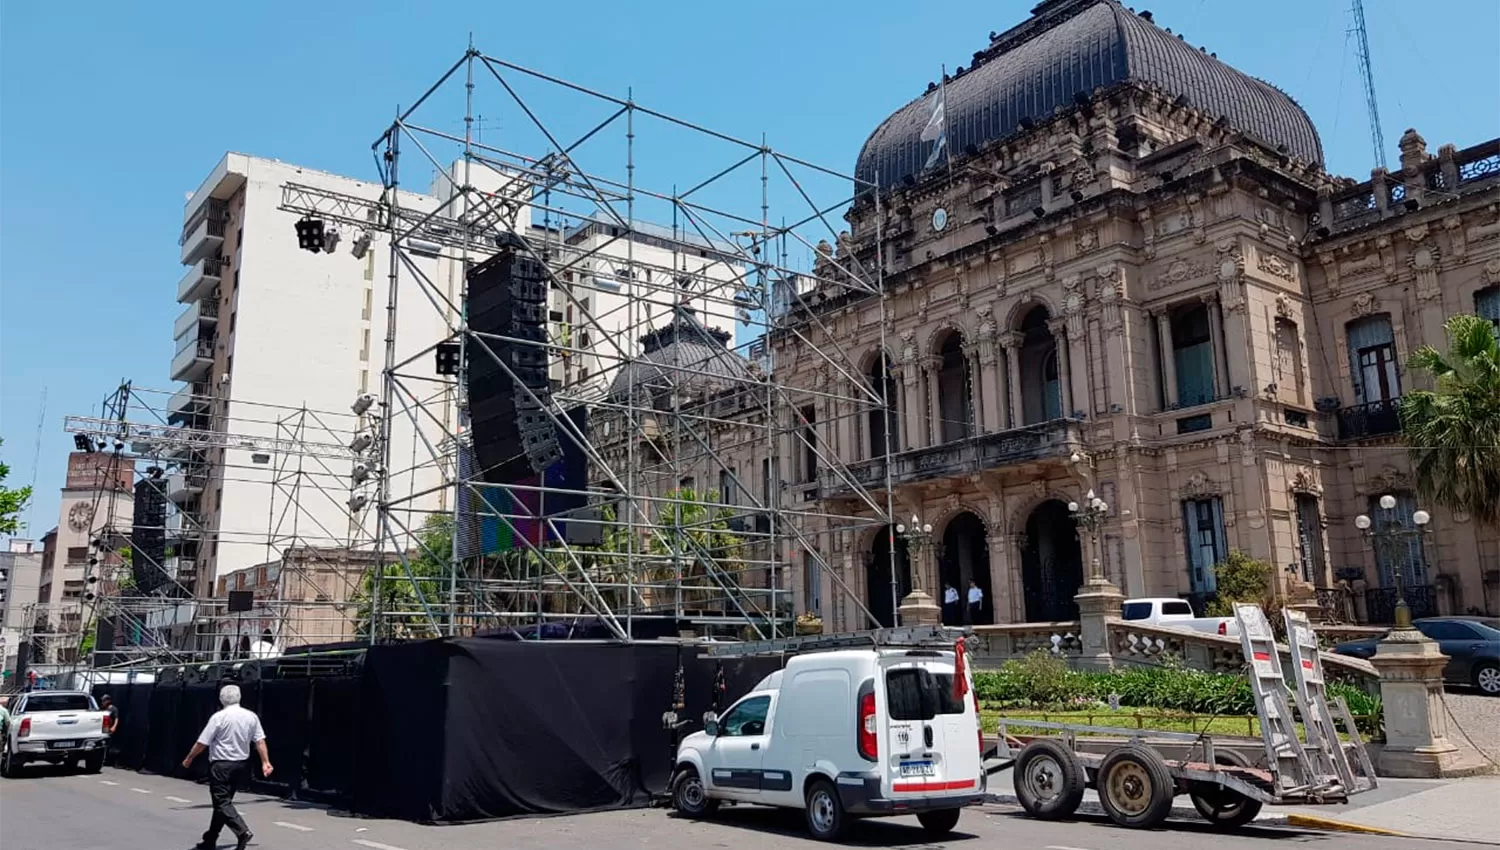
[1,691,110,777]
[670,628,987,842]
[1332,617,1500,696]
[1121,597,1240,637]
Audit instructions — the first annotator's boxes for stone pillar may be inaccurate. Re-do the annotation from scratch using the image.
[1002,332,1023,429]
[900,365,923,451]
[978,337,1002,434]
[1204,294,1229,399]
[835,378,856,465]
[1048,318,1075,416]
[1368,627,1470,777]
[926,356,943,446]
[963,342,984,434]
[987,532,1015,624]
[1155,311,1179,408]
[898,530,942,626]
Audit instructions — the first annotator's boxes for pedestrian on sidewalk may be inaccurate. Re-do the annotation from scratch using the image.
[99,694,120,766]
[182,684,272,850]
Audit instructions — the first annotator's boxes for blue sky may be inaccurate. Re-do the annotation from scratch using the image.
[2,0,1498,538]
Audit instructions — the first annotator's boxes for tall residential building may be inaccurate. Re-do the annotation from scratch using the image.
[0,539,42,676]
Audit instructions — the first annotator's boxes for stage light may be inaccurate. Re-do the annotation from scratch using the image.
[74,434,95,453]
[352,462,373,485]
[322,225,342,254]
[351,393,376,416]
[350,433,373,454]
[348,493,369,511]
[351,230,373,259]
[1032,206,1046,218]
[295,216,326,252]
[250,452,271,465]
[984,224,999,236]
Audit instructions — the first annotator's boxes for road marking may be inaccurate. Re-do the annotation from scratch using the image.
[130,787,151,794]
[352,840,409,850]
[274,821,314,832]
[166,795,192,804]
[1045,845,1096,850]
[99,780,119,786]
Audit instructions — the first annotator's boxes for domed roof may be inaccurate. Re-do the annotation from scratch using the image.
[607,308,753,403]
[855,0,1322,190]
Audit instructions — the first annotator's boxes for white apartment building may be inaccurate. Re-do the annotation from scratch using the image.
[0,539,42,675]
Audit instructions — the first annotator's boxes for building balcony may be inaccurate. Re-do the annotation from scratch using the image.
[170,333,214,382]
[172,298,219,340]
[165,471,207,503]
[822,418,1084,496]
[180,199,228,265]
[167,382,211,423]
[177,256,223,304]
[1337,399,1402,440]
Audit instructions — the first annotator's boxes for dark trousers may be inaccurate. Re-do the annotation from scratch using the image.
[205,760,251,842]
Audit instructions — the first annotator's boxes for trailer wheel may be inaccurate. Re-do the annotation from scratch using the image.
[1013,739,1086,819]
[1097,745,1175,829]
[1189,749,1263,829]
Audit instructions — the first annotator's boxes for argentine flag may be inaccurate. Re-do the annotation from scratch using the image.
[921,88,946,171]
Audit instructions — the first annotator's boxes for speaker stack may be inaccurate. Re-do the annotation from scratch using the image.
[131,476,169,594]
[466,233,562,483]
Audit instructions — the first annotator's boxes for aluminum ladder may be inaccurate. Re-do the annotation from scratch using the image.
[1233,603,1326,795]
[1283,608,1378,793]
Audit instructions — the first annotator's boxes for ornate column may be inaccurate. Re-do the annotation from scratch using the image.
[1001,332,1024,429]
[963,341,985,434]
[1155,310,1179,407]
[925,355,943,445]
[1048,318,1075,416]
[976,306,1001,433]
[898,331,923,451]
[1204,293,1229,398]
[835,376,856,466]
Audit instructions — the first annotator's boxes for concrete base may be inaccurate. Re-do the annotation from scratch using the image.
[1073,577,1124,670]
[1377,744,1485,779]
[898,589,942,626]
[1369,626,1481,778]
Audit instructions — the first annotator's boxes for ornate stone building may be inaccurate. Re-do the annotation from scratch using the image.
[757,0,1500,629]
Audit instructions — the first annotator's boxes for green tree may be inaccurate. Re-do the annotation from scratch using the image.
[646,487,745,609]
[1400,314,1500,527]
[0,438,33,535]
[1204,550,1273,617]
[353,513,450,639]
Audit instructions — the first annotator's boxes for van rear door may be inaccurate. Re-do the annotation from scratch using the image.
[877,654,981,802]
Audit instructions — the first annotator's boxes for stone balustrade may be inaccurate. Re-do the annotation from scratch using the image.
[1104,620,1381,692]
[970,622,1083,665]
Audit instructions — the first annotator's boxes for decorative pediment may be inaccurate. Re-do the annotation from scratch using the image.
[1179,471,1220,498]
[1350,292,1381,317]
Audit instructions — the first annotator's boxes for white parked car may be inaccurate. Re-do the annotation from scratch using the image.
[1,691,110,777]
[1122,597,1240,637]
[670,645,986,841]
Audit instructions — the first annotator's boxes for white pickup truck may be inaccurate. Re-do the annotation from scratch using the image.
[1,691,110,777]
[1121,597,1240,638]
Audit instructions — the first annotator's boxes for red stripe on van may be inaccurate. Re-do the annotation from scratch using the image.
[892,779,976,793]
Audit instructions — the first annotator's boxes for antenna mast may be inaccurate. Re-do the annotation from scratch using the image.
[1351,0,1387,170]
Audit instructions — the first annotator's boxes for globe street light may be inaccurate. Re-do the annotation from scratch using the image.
[1069,489,1110,584]
[1354,494,1432,629]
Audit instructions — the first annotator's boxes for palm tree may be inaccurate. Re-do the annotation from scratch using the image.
[1400,313,1500,527]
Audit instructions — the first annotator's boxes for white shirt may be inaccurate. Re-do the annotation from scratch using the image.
[944,587,959,604]
[197,705,266,762]
[968,586,984,604]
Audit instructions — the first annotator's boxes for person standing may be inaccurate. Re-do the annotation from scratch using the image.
[967,579,984,624]
[942,584,959,624]
[99,694,120,765]
[182,684,272,850]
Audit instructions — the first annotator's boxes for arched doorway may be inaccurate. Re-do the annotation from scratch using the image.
[237,635,251,659]
[1019,307,1062,424]
[866,526,912,628]
[867,352,900,457]
[935,330,973,443]
[1021,500,1083,621]
[218,637,231,661]
[939,512,993,625]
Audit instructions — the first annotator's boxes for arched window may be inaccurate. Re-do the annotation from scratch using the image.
[1019,307,1061,424]
[867,353,900,456]
[936,332,973,443]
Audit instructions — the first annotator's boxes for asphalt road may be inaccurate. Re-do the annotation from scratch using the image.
[0,765,1474,850]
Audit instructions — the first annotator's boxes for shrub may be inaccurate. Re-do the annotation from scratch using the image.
[1204,550,1273,617]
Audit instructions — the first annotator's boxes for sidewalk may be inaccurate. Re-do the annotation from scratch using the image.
[986,767,1500,845]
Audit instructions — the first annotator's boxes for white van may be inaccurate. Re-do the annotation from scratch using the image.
[670,643,986,841]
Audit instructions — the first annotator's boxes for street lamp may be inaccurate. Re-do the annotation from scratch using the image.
[1354,494,1432,629]
[893,514,936,625]
[1069,490,1110,584]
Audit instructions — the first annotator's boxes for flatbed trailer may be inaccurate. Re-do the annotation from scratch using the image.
[995,605,1378,830]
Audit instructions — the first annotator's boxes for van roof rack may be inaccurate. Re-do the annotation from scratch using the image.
[703,625,971,658]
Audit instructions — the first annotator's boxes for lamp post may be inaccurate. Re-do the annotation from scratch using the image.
[894,513,940,626]
[1354,494,1431,629]
[1068,489,1110,585]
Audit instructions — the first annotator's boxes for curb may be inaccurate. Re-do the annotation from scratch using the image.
[1282,813,1409,838]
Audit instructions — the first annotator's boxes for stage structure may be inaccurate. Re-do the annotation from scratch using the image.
[276,45,902,640]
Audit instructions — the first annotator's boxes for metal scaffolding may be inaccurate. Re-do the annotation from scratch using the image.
[277,45,900,642]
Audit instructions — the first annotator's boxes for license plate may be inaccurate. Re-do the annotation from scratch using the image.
[49,740,78,750]
[899,761,934,777]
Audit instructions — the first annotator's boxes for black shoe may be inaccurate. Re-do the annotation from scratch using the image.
[234,833,252,850]
[195,841,216,850]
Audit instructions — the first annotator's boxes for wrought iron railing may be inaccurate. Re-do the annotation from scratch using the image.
[1365,584,1439,624]
[823,418,1082,495]
[1337,399,1402,440]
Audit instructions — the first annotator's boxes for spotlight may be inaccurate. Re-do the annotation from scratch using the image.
[348,493,369,511]
[322,226,342,254]
[352,462,379,485]
[1032,206,1046,219]
[1071,189,1085,202]
[250,452,271,465]
[350,433,373,454]
[435,341,461,376]
[985,224,999,236]
[74,434,95,453]
[351,230,373,259]
[351,392,377,416]
[295,216,326,252]
[1403,198,1420,212]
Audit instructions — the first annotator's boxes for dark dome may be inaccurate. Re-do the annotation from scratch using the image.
[607,308,753,403]
[855,0,1322,190]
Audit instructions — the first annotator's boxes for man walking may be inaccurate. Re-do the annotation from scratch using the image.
[182,684,272,850]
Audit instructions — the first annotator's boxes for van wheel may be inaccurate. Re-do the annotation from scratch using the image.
[1188,750,1262,829]
[1014,738,1085,819]
[672,767,718,817]
[1097,746,1176,829]
[804,778,848,841]
[917,808,961,836]
[84,752,105,775]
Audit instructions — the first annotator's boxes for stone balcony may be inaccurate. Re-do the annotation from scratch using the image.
[821,418,1084,496]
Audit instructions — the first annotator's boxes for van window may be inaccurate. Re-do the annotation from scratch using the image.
[1161,600,1194,616]
[719,696,771,736]
[886,668,963,720]
[1121,601,1152,620]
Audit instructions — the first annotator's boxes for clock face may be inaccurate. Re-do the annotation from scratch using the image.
[931,207,949,232]
[68,501,94,531]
